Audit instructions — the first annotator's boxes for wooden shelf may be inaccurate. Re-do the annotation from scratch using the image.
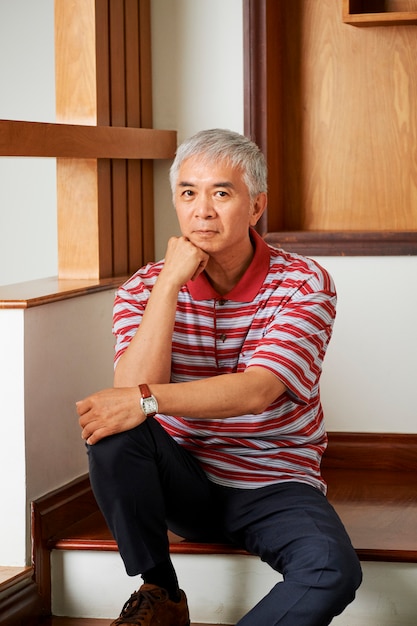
[0,276,126,309]
[343,1,417,26]
[263,231,417,256]
[0,120,176,159]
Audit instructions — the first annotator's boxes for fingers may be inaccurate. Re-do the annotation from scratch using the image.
[190,256,209,281]
[76,387,141,445]
[82,425,104,446]
[76,392,107,444]
[164,236,209,285]
[79,412,112,445]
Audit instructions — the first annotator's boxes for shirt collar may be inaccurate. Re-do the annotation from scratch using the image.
[186,228,271,302]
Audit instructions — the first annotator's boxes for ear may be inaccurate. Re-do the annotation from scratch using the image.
[249,192,267,226]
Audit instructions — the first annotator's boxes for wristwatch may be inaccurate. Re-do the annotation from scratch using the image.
[139,384,158,417]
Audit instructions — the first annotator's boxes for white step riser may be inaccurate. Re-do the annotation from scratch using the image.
[51,550,417,625]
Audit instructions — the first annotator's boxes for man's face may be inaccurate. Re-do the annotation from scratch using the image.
[174,155,265,259]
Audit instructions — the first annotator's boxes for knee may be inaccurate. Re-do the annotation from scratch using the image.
[286,537,362,612]
[320,542,363,615]
[87,429,142,486]
[339,550,362,600]
[87,431,126,471]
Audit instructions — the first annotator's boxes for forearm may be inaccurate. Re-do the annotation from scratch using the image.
[77,367,286,445]
[114,237,209,388]
[114,275,179,387]
[150,367,286,420]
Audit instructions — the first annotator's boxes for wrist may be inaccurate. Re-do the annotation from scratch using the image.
[139,384,158,417]
[157,267,185,293]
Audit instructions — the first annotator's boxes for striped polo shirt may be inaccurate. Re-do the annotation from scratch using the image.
[113,229,336,493]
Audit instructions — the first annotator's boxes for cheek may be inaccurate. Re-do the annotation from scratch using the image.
[175,208,191,232]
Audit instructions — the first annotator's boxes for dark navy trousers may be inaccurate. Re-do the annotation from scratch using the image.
[88,417,362,626]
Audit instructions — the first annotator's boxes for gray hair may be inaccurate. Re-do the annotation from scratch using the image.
[169,128,268,200]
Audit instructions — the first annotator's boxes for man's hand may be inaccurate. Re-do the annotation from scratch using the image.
[76,387,143,445]
[161,236,209,287]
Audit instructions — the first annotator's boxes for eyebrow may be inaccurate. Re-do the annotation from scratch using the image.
[178,181,235,189]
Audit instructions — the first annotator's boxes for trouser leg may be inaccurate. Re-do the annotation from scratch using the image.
[220,482,362,626]
[87,417,223,576]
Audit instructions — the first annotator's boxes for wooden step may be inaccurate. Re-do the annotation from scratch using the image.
[0,566,32,588]
[37,617,228,626]
[32,432,417,566]
[50,509,248,556]
[28,432,417,625]
[48,467,417,562]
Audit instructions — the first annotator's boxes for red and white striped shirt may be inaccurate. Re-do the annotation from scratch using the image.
[113,230,336,493]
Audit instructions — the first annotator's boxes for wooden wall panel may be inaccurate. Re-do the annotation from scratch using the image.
[54,0,159,278]
[57,158,100,279]
[55,0,97,125]
[244,0,417,254]
[95,0,111,126]
[299,0,417,231]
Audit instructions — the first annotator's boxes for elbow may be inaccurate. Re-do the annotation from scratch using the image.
[242,369,286,415]
[113,366,126,388]
[246,389,278,415]
[250,397,274,415]
[113,357,135,387]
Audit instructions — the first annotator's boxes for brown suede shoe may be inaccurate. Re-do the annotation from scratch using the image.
[110,583,190,625]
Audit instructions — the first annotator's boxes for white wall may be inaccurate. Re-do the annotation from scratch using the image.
[0,0,57,285]
[151,0,244,260]
[0,291,115,566]
[24,292,115,504]
[319,256,417,433]
[0,309,26,565]
[52,551,417,625]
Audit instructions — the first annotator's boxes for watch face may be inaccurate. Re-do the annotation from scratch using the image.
[142,396,158,415]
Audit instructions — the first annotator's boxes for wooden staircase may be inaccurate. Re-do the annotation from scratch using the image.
[32,474,249,624]
[3,432,417,625]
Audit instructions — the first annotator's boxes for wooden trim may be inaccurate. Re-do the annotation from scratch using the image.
[0,567,44,625]
[343,0,417,25]
[111,159,130,276]
[264,230,417,256]
[243,0,282,237]
[0,276,126,309]
[109,0,127,127]
[95,0,111,126]
[344,13,417,26]
[322,432,417,472]
[0,120,176,159]
[96,160,114,278]
[138,0,153,128]
[140,159,156,264]
[31,476,100,614]
[125,0,141,128]
[41,617,226,626]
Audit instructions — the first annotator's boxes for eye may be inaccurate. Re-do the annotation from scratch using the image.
[181,189,195,198]
[215,190,229,198]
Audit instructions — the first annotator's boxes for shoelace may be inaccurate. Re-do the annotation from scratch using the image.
[114,587,168,624]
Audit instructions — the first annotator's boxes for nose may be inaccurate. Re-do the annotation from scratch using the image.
[194,194,216,219]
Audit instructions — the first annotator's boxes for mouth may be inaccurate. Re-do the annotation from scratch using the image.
[193,229,218,236]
